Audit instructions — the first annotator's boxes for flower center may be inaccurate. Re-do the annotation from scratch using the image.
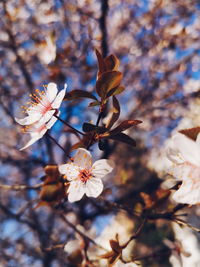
[78,169,92,183]
[21,87,52,114]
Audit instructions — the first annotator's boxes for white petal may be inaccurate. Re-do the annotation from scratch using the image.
[20,132,44,150]
[85,178,103,198]
[67,180,86,202]
[39,110,56,125]
[172,179,200,205]
[58,163,80,180]
[92,159,114,179]
[172,133,200,166]
[15,113,41,125]
[73,148,92,169]
[46,82,58,103]
[168,162,200,181]
[51,88,66,109]
[166,146,184,164]
[46,115,57,129]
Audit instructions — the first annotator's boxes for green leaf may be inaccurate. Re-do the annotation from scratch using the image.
[64,90,98,101]
[109,133,137,147]
[109,120,142,136]
[106,96,120,130]
[96,71,122,98]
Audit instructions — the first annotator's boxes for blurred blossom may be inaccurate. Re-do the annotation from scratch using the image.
[38,36,57,65]
[167,133,200,204]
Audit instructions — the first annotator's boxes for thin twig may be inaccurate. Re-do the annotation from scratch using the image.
[54,114,85,136]
[0,183,42,191]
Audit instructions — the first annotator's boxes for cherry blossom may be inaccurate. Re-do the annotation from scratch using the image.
[59,148,114,202]
[167,132,200,205]
[15,82,67,126]
[20,115,57,150]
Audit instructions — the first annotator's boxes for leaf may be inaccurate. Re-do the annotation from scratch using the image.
[88,100,100,107]
[106,86,125,98]
[104,54,120,71]
[106,96,120,130]
[109,133,137,147]
[179,127,200,141]
[109,240,121,253]
[95,49,106,77]
[96,71,122,98]
[70,141,85,151]
[82,122,106,134]
[98,139,108,151]
[82,123,97,132]
[64,90,97,101]
[109,120,142,136]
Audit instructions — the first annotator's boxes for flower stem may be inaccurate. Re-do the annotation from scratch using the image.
[46,132,72,161]
[54,114,85,136]
[87,111,103,150]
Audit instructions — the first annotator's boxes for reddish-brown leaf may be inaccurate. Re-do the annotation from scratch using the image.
[106,96,120,130]
[95,49,106,77]
[109,120,142,136]
[179,127,200,141]
[96,71,122,98]
[64,89,97,101]
[104,54,120,71]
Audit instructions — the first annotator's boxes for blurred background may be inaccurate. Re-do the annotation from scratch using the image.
[1,0,200,266]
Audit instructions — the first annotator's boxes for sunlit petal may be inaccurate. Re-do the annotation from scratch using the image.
[92,159,114,179]
[46,82,58,103]
[85,178,103,198]
[74,148,92,169]
[58,163,80,181]
[67,180,86,202]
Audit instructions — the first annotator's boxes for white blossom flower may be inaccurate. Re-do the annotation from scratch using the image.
[59,148,114,202]
[15,82,67,126]
[167,132,200,205]
[20,115,57,150]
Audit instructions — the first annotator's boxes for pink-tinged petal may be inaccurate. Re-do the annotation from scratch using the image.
[67,180,86,202]
[73,148,92,169]
[173,133,200,166]
[172,179,200,205]
[46,115,57,129]
[39,110,56,125]
[168,163,200,181]
[85,178,103,198]
[51,86,66,109]
[58,163,80,181]
[46,82,58,103]
[15,113,41,125]
[92,159,114,179]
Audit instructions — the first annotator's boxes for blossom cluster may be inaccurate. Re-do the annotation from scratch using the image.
[15,82,114,202]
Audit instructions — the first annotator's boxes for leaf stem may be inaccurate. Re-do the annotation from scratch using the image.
[46,132,72,161]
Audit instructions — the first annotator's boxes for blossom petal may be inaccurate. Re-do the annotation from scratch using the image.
[85,178,103,198]
[168,162,200,181]
[39,110,56,125]
[172,179,200,205]
[67,180,85,202]
[51,86,67,109]
[15,113,41,125]
[46,82,58,103]
[20,129,47,150]
[73,148,92,169]
[172,133,200,166]
[92,159,114,179]
[58,163,80,181]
